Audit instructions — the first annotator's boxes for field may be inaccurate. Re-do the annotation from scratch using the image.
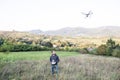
[0,51,120,80]
[0,51,78,62]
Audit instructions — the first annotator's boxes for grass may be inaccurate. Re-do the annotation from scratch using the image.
[0,51,79,62]
[0,51,120,80]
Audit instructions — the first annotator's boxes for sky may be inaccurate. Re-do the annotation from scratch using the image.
[0,0,120,31]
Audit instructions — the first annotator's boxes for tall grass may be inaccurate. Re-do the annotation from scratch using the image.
[0,53,120,80]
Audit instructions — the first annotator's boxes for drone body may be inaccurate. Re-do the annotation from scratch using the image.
[81,11,93,18]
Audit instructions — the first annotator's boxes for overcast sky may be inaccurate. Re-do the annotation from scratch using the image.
[0,0,120,31]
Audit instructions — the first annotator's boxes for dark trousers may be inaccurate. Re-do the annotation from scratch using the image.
[51,64,58,75]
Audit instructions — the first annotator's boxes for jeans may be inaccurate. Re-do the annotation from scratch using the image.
[51,64,58,75]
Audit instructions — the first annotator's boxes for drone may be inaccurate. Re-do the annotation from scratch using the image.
[81,10,93,18]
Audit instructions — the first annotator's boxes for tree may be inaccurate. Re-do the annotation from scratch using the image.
[41,41,53,47]
[97,45,107,55]
[97,38,120,57]
[0,38,4,46]
[106,38,116,56]
[106,38,116,49]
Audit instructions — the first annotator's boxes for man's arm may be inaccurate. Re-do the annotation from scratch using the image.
[57,56,60,63]
[50,56,52,62]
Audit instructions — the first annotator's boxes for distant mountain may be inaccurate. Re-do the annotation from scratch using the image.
[28,29,44,34]
[28,26,120,37]
[45,27,89,36]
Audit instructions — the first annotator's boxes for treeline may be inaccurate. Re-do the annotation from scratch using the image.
[0,37,77,52]
[0,37,120,57]
[0,38,51,52]
[0,44,52,52]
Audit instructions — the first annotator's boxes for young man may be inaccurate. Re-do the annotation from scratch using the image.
[50,51,60,75]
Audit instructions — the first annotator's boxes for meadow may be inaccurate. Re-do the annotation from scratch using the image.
[0,51,78,62]
[0,51,120,80]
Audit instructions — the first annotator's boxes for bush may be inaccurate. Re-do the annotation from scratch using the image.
[96,38,120,57]
[106,47,113,56]
[79,48,89,54]
[89,48,97,54]
[41,41,53,47]
[97,45,107,55]
[0,44,13,52]
[112,48,120,58]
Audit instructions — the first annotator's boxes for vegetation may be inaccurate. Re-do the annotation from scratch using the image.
[0,31,120,57]
[86,38,120,58]
[96,38,120,57]
[97,45,107,55]
[112,48,120,57]
[0,53,119,80]
[0,51,78,62]
[0,26,120,80]
[0,31,120,48]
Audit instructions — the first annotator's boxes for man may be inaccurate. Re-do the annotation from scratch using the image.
[50,51,60,75]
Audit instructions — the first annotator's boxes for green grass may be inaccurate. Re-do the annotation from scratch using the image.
[0,51,79,74]
[0,51,120,80]
[0,51,79,62]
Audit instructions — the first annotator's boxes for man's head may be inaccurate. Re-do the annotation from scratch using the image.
[51,50,56,55]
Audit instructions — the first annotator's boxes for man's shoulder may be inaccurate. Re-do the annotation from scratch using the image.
[55,55,59,57]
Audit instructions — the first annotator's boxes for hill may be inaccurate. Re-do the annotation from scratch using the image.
[45,26,120,37]
[29,26,120,37]
[28,29,44,34]
[0,29,120,49]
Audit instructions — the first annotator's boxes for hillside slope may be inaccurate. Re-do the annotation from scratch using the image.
[45,26,120,37]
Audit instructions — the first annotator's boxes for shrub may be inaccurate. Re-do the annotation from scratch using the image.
[0,44,13,52]
[97,45,107,55]
[89,48,97,54]
[106,47,113,56]
[79,48,89,54]
[112,48,120,58]
[41,41,53,47]
[64,46,69,51]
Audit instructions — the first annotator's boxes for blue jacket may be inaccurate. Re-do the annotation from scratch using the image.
[50,54,60,65]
